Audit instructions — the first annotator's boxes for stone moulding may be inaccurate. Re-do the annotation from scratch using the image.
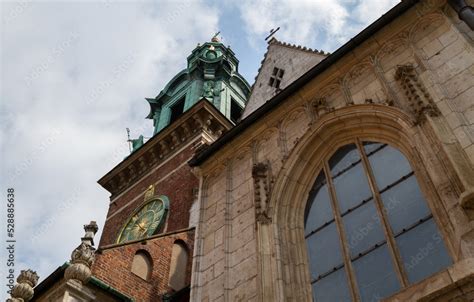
[266,104,467,301]
[98,100,233,197]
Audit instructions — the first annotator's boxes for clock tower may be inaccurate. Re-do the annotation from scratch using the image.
[90,35,251,301]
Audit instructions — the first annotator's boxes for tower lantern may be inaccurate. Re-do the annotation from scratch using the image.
[146,35,251,135]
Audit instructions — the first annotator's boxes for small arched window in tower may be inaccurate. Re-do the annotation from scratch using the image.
[168,241,189,291]
[131,250,152,281]
[304,140,452,301]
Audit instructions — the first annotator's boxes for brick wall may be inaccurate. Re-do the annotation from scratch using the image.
[99,142,199,247]
[92,229,194,301]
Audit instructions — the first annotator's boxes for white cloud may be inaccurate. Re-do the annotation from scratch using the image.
[1,1,218,298]
[236,0,399,52]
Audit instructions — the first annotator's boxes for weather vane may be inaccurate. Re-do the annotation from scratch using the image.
[265,27,280,41]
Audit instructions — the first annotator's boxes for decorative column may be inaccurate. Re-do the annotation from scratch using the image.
[64,221,98,283]
[7,269,39,302]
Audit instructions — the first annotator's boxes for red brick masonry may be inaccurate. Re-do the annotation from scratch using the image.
[93,229,194,301]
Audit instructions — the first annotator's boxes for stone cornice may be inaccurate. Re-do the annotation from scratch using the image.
[98,99,232,196]
[97,227,195,251]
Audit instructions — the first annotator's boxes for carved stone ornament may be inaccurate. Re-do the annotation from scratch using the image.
[64,221,98,284]
[312,97,333,117]
[8,269,39,302]
[395,64,440,124]
[252,162,273,224]
[144,184,155,201]
[64,242,96,283]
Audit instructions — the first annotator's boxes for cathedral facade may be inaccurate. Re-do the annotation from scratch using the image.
[9,0,474,301]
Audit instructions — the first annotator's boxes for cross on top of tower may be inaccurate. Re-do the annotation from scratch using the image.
[211,31,221,42]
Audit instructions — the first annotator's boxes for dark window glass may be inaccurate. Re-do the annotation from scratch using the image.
[305,172,333,236]
[342,201,385,258]
[396,219,452,284]
[329,145,372,213]
[278,69,285,78]
[230,100,243,123]
[380,175,431,234]
[269,67,285,88]
[365,143,412,190]
[306,222,343,279]
[352,245,401,302]
[312,268,352,302]
[269,77,275,86]
[328,144,360,176]
[305,141,452,301]
[169,97,185,124]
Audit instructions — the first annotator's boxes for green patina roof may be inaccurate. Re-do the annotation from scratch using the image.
[144,35,251,137]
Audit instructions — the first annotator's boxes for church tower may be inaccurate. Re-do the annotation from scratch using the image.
[147,34,249,135]
[90,35,250,301]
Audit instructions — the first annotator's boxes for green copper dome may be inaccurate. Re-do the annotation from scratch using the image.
[146,36,251,135]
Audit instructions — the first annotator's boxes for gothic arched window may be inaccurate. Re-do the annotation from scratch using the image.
[304,140,452,302]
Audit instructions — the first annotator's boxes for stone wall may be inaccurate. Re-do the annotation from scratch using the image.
[242,42,326,119]
[192,1,474,301]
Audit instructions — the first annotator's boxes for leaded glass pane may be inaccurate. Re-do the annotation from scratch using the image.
[305,171,333,236]
[380,175,431,234]
[396,219,452,284]
[342,201,385,258]
[306,222,344,280]
[329,145,372,213]
[364,142,412,190]
[329,144,360,177]
[352,245,401,302]
[312,268,352,302]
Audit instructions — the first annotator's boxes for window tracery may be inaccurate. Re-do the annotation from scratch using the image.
[305,140,452,301]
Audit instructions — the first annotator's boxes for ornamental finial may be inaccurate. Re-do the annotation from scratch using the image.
[81,221,98,246]
[7,269,39,302]
[211,31,220,42]
[64,221,98,283]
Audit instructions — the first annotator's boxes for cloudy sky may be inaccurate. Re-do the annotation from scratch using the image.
[1,0,398,298]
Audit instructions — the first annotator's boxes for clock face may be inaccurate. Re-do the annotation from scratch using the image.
[117,198,168,244]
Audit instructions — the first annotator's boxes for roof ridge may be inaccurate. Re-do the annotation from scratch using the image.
[269,37,329,55]
[251,38,328,84]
